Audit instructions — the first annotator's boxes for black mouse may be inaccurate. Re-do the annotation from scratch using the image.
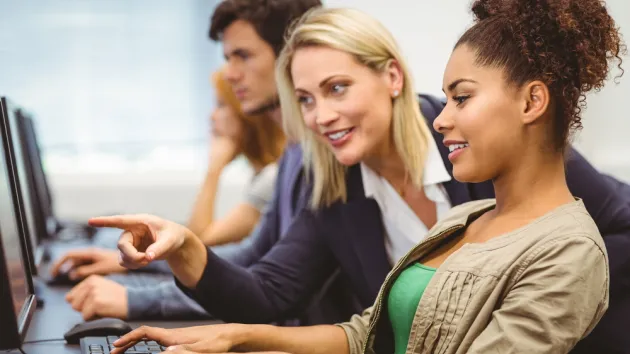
[45,271,80,286]
[64,318,133,344]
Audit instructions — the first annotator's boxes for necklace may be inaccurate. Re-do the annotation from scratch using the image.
[397,172,410,198]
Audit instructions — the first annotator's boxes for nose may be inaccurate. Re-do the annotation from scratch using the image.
[223,61,242,83]
[314,100,339,128]
[433,104,454,134]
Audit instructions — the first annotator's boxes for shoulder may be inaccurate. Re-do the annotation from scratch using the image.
[531,200,606,254]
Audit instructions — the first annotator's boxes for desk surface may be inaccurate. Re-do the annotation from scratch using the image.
[18,240,218,354]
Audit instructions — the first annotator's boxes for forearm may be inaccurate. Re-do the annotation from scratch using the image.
[187,169,222,235]
[234,324,349,354]
[166,232,208,288]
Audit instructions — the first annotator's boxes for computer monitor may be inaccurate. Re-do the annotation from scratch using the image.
[15,110,55,241]
[0,98,40,274]
[0,99,36,351]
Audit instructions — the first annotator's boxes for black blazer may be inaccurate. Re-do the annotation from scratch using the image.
[179,94,630,353]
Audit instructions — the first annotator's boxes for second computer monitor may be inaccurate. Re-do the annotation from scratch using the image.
[16,109,56,239]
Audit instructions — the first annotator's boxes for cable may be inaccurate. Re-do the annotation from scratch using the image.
[21,338,65,344]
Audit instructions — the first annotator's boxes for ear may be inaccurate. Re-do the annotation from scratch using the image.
[520,80,550,125]
[384,59,404,98]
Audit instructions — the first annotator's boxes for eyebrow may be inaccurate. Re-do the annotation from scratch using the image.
[443,78,478,93]
[223,48,249,60]
[294,75,348,93]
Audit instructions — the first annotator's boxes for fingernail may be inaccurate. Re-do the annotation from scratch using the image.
[147,251,155,260]
[167,346,177,351]
[113,339,120,345]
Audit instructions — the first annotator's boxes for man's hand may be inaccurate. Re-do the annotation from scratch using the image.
[50,248,126,280]
[65,275,128,320]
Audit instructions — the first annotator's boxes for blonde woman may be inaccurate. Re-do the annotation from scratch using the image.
[102,3,628,353]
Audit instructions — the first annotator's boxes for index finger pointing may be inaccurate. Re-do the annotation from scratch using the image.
[88,214,147,229]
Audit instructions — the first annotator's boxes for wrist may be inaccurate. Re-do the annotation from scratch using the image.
[166,229,207,288]
[228,323,257,351]
[206,165,224,179]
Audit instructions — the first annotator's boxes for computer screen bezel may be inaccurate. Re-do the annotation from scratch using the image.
[15,109,56,238]
[0,97,36,349]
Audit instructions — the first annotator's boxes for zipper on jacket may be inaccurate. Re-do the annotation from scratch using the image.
[361,225,463,354]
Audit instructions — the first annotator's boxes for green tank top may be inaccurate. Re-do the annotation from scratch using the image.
[387,263,436,354]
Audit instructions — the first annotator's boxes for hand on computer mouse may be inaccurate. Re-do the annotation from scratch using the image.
[88,214,194,269]
[50,248,126,280]
[65,275,128,320]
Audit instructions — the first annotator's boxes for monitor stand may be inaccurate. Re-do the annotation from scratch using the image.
[32,277,45,308]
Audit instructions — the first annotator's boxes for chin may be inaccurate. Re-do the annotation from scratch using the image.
[452,165,485,183]
[240,100,257,114]
[332,150,362,166]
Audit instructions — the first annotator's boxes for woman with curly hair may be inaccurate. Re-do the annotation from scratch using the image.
[104,0,626,352]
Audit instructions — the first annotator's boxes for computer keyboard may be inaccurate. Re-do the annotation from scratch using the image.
[80,336,167,354]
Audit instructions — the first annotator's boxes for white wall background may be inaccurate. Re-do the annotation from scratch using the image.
[4,0,629,222]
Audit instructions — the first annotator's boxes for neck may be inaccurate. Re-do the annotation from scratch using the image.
[268,106,282,126]
[251,162,264,175]
[492,150,573,217]
[364,142,407,187]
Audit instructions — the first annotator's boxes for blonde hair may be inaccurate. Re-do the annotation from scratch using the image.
[276,7,432,208]
[212,70,285,168]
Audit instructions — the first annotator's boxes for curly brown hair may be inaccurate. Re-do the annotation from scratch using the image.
[456,0,626,150]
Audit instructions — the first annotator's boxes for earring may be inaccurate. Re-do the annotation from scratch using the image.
[393,90,400,98]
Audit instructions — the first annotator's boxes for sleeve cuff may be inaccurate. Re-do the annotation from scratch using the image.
[127,286,163,320]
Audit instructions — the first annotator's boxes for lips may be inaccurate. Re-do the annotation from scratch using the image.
[443,140,469,162]
[234,88,247,99]
[448,143,469,153]
[323,128,355,148]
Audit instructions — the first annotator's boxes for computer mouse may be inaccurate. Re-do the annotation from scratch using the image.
[64,318,133,344]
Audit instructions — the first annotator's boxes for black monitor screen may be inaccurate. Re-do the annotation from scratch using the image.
[0,97,35,350]
[3,106,41,270]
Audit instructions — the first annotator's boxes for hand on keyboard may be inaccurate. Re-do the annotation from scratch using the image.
[109,324,244,353]
[82,336,166,354]
[66,275,128,320]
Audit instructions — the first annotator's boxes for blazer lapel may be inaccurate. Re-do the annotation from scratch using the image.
[322,165,392,301]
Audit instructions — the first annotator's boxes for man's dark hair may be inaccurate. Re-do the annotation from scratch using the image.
[209,0,322,56]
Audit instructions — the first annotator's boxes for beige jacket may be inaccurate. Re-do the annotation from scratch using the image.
[339,199,609,354]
